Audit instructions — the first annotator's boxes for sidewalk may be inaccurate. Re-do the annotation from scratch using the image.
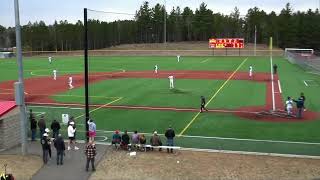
[1,141,108,180]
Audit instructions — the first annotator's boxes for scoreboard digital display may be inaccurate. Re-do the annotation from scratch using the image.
[209,38,244,48]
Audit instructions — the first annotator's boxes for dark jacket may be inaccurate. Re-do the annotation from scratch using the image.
[54,136,65,152]
[121,133,130,144]
[150,135,162,146]
[294,98,304,108]
[51,121,61,132]
[38,118,46,130]
[41,136,50,150]
[201,97,206,106]
[30,116,37,130]
[165,128,175,139]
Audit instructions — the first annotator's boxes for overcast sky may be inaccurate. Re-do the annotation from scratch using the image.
[1,0,319,27]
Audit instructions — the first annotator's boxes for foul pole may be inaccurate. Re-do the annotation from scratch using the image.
[270,37,276,111]
[84,8,89,141]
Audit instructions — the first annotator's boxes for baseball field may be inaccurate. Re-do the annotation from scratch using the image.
[0,55,319,156]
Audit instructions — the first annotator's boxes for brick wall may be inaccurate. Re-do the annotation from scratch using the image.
[0,108,21,150]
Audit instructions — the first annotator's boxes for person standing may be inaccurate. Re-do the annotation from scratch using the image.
[54,134,65,165]
[53,70,57,80]
[45,128,52,159]
[68,122,79,150]
[29,110,37,141]
[154,64,158,74]
[177,55,181,62]
[87,119,96,142]
[51,119,61,139]
[300,92,306,111]
[273,64,278,74]
[200,96,208,113]
[41,133,50,164]
[85,141,96,172]
[249,65,253,77]
[38,115,46,138]
[285,96,294,116]
[168,75,174,89]
[48,56,52,64]
[293,97,304,119]
[68,76,74,89]
[165,126,175,153]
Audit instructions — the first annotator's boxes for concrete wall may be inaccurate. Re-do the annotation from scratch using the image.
[0,108,21,151]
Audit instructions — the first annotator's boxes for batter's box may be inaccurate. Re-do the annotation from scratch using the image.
[303,80,319,87]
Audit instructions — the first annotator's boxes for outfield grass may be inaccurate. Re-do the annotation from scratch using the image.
[1,55,320,156]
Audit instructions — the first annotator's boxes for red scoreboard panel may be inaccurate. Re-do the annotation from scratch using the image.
[209,38,244,48]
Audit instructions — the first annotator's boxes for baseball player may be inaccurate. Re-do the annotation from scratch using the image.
[285,96,293,116]
[177,55,181,62]
[168,75,174,89]
[48,56,52,64]
[249,65,253,77]
[200,96,208,112]
[68,76,74,89]
[53,69,57,80]
[154,64,158,74]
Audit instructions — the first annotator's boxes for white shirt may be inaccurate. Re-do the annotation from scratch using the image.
[69,77,73,83]
[155,65,158,70]
[177,55,180,58]
[168,75,174,81]
[68,125,76,137]
[286,100,293,109]
[48,57,52,61]
[249,66,253,71]
[53,70,57,74]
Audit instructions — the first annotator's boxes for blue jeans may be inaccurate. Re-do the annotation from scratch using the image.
[297,108,303,118]
[57,150,64,165]
[166,138,174,153]
[31,129,36,141]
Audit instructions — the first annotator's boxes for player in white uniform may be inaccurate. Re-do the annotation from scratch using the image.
[53,69,57,80]
[285,96,293,116]
[249,65,253,77]
[154,64,158,74]
[68,77,74,89]
[177,55,181,62]
[48,56,52,64]
[168,75,174,89]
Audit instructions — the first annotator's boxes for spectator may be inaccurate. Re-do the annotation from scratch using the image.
[131,130,140,149]
[139,134,147,151]
[45,128,52,159]
[40,133,50,164]
[54,134,65,165]
[273,64,278,74]
[165,126,175,153]
[300,92,306,111]
[293,97,304,119]
[29,110,37,141]
[38,115,46,138]
[121,130,130,150]
[68,121,79,150]
[87,119,96,142]
[285,96,293,116]
[50,119,61,139]
[85,140,96,172]
[112,130,121,148]
[150,131,162,151]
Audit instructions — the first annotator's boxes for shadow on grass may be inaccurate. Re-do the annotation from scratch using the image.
[169,88,190,94]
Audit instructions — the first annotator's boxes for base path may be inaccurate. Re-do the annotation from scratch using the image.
[0,70,318,122]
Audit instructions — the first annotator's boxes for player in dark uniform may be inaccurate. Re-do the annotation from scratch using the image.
[273,64,278,74]
[300,92,306,111]
[200,96,208,113]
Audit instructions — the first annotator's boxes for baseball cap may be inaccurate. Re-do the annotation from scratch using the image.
[43,133,48,137]
[45,128,50,133]
[70,121,75,125]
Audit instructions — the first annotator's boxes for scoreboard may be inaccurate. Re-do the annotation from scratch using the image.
[209,38,244,48]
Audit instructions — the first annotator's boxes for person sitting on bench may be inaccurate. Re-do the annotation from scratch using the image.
[150,131,162,151]
[111,130,121,148]
[121,130,130,150]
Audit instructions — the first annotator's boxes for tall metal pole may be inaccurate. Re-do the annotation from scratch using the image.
[14,0,27,155]
[164,0,166,44]
[84,8,89,141]
[254,25,257,56]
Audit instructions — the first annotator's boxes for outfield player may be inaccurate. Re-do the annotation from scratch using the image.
[168,75,174,89]
[177,55,181,62]
[53,69,57,80]
[285,96,293,116]
[249,65,253,77]
[68,76,74,89]
[48,56,52,64]
[154,64,158,74]
[200,96,208,112]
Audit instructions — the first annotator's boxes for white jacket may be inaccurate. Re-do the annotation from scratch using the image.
[68,125,76,137]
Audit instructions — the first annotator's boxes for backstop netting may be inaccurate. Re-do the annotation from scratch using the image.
[285,48,320,75]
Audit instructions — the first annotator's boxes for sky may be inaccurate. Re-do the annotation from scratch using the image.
[0,0,319,27]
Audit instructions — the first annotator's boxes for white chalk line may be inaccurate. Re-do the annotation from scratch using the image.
[303,80,309,87]
[200,58,210,63]
[278,80,282,93]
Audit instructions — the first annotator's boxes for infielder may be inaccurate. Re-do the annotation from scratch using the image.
[249,65,253,77]
[168,75,174,89]
[177,55,181,62]
[68,76,74,89]
[154,64,158,74]
[48,56,52,64]
[53,69,57,80]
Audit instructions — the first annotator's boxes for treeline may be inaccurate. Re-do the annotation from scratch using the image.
[0,2,319,51]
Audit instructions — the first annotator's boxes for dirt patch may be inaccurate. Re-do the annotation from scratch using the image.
[90,149,320,180]
[0,155,42,179]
